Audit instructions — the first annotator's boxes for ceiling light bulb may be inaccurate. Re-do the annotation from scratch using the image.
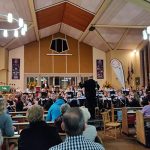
[14,30,18,37]
[23,24,27,32]
[143,30,148,40]
[19,18,24,27]
[147,26,150,34]
[3,30,8,37]
[7,13,13,23]
[21,28,25,36]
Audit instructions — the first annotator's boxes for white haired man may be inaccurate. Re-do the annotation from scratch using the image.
[80,106,97,141]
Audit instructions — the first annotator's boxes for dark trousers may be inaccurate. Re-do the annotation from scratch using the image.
[86,97,96,119]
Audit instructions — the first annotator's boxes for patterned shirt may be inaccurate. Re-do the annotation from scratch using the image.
[49,135,105,150]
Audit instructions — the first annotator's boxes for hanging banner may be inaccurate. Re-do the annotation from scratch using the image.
[110,59,125,88]
[96,59,104,79]
[12,58,20,80]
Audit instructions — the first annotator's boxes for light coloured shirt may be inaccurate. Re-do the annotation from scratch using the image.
[83,125,97,141]
[141,105,150,116]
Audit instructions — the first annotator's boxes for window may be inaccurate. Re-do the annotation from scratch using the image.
[50,38,69,53]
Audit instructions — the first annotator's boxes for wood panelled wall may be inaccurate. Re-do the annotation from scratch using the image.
[0,47,8,83]
[24,42,39,73]
[140,44,150,86]
[24,33,93,74]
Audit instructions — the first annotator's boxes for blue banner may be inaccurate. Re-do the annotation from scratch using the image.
[12,58,20,80]
[96,59,104,79]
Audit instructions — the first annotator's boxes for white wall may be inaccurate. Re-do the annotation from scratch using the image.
[93,47,106,87]
[8,46,24,91]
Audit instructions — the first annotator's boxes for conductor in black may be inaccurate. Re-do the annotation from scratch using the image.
[83,77,99,119]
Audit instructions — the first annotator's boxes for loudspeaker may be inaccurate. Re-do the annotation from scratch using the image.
[135,77,140,85]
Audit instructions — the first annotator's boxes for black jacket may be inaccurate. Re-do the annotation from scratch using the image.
[18,121,62,150]
[83,79,98,97]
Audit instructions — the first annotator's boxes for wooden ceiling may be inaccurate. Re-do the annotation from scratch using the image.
[36,3,94,31]
[0,0,150,51]
[36,3,65,30]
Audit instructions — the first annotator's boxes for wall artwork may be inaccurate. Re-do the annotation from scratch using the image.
[12,58,20,80]
[96,59,104,79]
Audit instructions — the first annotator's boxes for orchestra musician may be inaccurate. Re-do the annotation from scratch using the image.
[41,80,49,90]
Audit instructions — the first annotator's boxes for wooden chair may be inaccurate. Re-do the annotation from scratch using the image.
[101,110,121,139]
[95,135,103,145]
[95,107,101,119]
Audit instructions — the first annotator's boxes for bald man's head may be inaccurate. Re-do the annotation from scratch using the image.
[62,107,85,136]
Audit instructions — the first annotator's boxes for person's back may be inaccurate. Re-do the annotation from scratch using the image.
[50,135,104,150]
[49,107,104,150]
[16,101,24,111]
[55,104,70,133]
[0,98,14,137]
[18,105,62,150]
[83,124,97,141]
[0,130,3,147]
[18,121,61,150]
[0,113,14,137]
[84,79,96,97]
[129,98,140,107]
[141,105,150,116]
[46,98,65,121]
[80,107,97,141]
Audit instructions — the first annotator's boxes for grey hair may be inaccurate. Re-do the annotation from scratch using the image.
[0,98,5,115]
[27,105,44,123]
[60,103,70,114]
[63,107,85,136]
[80,106,91,123]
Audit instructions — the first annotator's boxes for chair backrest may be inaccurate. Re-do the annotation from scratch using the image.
[101,110,111,124]
[95,135,103,144]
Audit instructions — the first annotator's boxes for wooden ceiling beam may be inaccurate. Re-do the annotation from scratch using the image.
[28,0,40,41]
[79,0,112,42]
[136,40,148,51]
[35,1,65,12]
[113,28,129,50]
[94,28,113,51]
[94,24,147,29]
[127,0,150,13]
[4,24,34,49]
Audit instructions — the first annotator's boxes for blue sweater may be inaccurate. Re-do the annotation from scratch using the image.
[46,99,65,122]
[0,112,14,136]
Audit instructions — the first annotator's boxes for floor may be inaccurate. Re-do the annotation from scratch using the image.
[98,131,150,150]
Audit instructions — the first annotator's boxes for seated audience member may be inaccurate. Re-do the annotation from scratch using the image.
[55,103,70,133]
[0,98,14,136]
[41,80,49,90]
[127,94,140,107]
[141,98,150,117]
[49,107,104,150]
[18,105,62,150]
[141,94,149,106]
[43,92,53,111]
[80,107,97,141]
[15,96,24,111]
[46,95,65,121]
[0,130,3,148]
[23,99,32,111]
[69,99,80,107]
[7,94,16,112]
